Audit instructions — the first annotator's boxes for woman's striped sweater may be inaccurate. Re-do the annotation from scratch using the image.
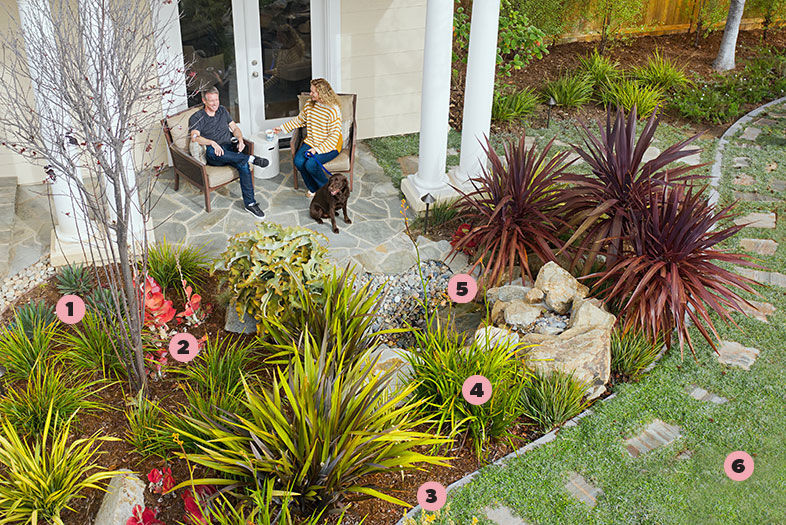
[281,101,343,154]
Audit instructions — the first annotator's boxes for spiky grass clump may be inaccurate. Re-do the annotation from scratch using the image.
[634,48,689,92]
[55,263,94,296]
[611,327,663,378]
[544,72,593,108]
[492,87,540,122]
[519,369,590,430]
[147,238,209,292]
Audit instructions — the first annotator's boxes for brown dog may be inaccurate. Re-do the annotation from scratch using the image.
[309,173,351,233]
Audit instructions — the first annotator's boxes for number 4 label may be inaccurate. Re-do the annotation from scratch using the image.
[462,375,492,405]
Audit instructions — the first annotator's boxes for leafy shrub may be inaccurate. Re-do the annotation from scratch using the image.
[64,312,127,379]
[578,48,622,91]
[519,369,589,430]
[147,238,209,293]
[454,0,548,78]
[412,197,461,233]
[213,223,331,331]
[175,333,449,514]
[544,72,593,107]
[407,317,533,459]
[589,184,760,357]
[450,134,573,285]
[492,87,540,122]
[0,318,58,380]
[9,300,57,339]
[55,263,94,296]
[670,80,743,124]
[515,0,585,43]
[0,404,120,523]
[0,364,104,436]
[561,106,706,274]
[600,78,663,118]
[611,327,663,378]
[582,0,645,53]
[633,48,688,92]
[262,265,398,366]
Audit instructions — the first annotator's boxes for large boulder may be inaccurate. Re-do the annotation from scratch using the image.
[504,301,544,329]
[94,471,145,525]
[568,297,615,333]
[533,261,589,314]
[485,284,530,305]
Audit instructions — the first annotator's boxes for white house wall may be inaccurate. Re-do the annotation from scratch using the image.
[341,0,427,139]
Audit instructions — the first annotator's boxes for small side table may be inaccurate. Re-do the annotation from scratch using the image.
[252,133,279,179]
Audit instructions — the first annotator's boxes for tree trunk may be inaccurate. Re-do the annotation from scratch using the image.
[694,20,702,48]
[712,0,747,71]
[763,8,772,42]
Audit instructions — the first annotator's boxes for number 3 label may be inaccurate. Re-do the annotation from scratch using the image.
[417,482,446,511]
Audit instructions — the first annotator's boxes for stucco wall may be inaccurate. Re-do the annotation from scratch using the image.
[340,0,426,139]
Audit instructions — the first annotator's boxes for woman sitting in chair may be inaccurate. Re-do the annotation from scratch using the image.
[274,78,342,198]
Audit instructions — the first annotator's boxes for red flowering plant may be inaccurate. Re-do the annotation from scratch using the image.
[126,505,164,525]
[147,467,176,495]
[450,223,478,256]
[181,484,218,525]
[175,279,210,327]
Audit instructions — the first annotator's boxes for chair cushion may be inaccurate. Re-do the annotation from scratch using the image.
[297,93,353,150]
[167,106,202,150]
[323,149,350,173]
[206,165,237,188]
[189,140,207,164]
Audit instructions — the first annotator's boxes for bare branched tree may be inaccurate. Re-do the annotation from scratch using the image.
[0,0,187,396]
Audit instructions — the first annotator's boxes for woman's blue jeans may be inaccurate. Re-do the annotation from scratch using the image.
[293,144,339,192]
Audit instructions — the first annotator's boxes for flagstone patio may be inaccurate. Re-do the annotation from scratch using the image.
[146,142,451,274]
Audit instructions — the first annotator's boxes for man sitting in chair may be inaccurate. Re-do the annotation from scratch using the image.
[189,87,269,218]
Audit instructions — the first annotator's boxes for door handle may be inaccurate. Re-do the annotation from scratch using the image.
[252,71,259,77]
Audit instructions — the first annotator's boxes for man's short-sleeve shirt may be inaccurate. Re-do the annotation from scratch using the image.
[188,105,233,145]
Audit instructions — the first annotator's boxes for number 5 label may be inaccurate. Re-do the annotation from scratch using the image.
[448,274,477,303]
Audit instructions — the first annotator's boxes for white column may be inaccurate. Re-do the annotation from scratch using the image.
[401,0,458,212]
[452,0,501,187]
[17,0,89,245]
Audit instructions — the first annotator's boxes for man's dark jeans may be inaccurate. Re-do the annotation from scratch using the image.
[205,144,256,206]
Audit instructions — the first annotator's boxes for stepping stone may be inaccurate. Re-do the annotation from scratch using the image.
[733,157,750,168]
[447,147,458,156]
[565,472,603,508]
[733,191,777,202]
[740,238,778,255]
[739,299,776,323]
[397,155,419,177]
[765,162,778,173]
[733,212,776,229]
[680,152,702,166]
[642,146,660,164]
[687,384,728,404]
[625,419,681,458]
[770,179,786,192]
[734,266,786,288]
[717,341,760,370]
[733,174,755,186]
[753,118,776,127]
[677,450,693,460]
[483,505,530,525]
[740,127,762,141]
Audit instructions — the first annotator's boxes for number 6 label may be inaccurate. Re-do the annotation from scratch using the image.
[724,451,753,481]
[169,333,200,363]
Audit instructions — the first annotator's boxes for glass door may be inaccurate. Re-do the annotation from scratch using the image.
[179,0,313,135]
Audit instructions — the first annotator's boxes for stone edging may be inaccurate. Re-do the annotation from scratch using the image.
[709,95,786,207]
[395,392,618,525]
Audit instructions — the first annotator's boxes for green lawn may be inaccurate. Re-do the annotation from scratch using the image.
[402,114,786,524]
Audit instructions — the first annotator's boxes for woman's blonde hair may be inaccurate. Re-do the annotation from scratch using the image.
[310,78,340,108]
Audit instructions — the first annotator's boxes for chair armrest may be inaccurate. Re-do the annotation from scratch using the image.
[242,138,254,156]
[171,145,205,168]
[291,127,303,155]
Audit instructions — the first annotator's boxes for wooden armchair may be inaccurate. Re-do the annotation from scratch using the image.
[291,93,357,191]
[162,106,254,212]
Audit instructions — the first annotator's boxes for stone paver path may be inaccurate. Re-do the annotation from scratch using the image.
[717,341,760,370]
[483,505,530,524]
[733,212,776,228]
[739,299,776,323]
[565,472,603,508]
[733,266,786,288]
[739,238,778,255]
[624,419,681,458]
[687,385,728,404]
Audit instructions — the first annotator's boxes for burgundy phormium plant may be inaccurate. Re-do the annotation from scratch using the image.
[449,134,574,285]
[587,183,761,358]
[560,106,708,273]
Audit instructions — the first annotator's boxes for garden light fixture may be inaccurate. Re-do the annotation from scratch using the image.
[421,192,436,234]
[547,97,556,128]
